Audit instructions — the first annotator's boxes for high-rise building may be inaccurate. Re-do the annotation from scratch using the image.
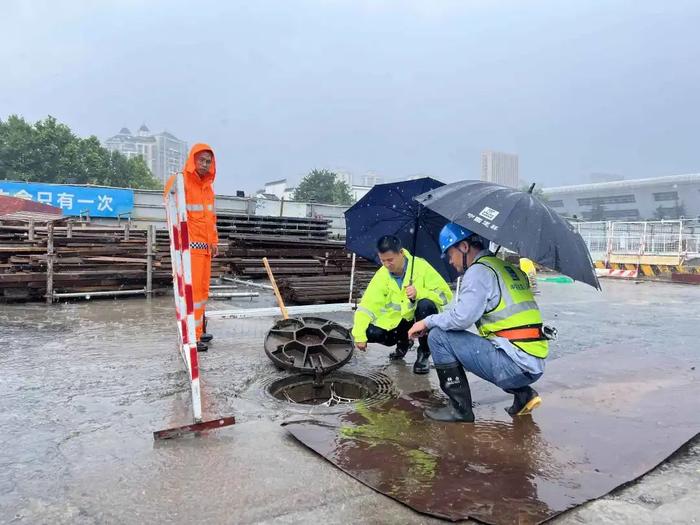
[480,150,519,188]
[105,125,188,185]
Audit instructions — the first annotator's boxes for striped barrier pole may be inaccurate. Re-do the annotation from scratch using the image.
[595,268,639,279]
[156,173,236,439]
[164,172,201,422]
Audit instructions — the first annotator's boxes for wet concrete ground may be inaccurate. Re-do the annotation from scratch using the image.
[1,279,698,524]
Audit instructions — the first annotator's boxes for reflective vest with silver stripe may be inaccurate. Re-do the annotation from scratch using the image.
[186,203,214,212]
[474,255,549,358]
[351,249,452,343]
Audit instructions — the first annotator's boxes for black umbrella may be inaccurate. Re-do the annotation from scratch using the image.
[344,177,456,282]
[415,180,600,289]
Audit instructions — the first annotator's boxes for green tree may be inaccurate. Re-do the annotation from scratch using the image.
[293,169,353,205]
[0,115,161,189]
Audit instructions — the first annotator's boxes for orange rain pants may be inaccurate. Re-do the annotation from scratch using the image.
[191,250,212,340]
[165,143,218,342]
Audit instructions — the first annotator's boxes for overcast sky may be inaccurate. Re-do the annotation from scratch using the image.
[2,0,699,194]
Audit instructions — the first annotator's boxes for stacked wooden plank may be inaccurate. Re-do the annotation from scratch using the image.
[224,230,376,280]
[217,213,330,240]
[277,272,375,304]
[219,214,379,304]
[153,228,229,279]
[2,212,354,302]
[1,220,155,300]
[0,218,229,301]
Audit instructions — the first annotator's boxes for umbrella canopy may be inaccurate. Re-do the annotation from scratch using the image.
[415,180,600,289]
[344,177,456,281]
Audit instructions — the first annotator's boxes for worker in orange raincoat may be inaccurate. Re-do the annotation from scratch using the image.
[165,143,218,352]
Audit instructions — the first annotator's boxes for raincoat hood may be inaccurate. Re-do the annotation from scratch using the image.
[184,143,216,182]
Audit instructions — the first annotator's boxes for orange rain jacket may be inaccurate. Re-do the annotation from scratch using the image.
[165,143,218,249]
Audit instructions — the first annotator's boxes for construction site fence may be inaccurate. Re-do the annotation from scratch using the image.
[574,219,700,261]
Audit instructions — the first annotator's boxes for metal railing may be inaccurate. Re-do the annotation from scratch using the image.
[574,219,700,263]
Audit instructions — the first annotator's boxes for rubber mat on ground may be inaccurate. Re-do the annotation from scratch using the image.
[283,346,699,524]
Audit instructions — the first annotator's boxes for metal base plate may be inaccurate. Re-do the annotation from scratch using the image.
[153,416,236,440]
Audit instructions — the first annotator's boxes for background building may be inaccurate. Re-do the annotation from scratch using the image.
[359,173,383,187]
[589,172,624,184]
[258,177,372,202]
[481,150,519,188]
[333,171,374,201]
[258,179,288,200]
[104,125,188,184]
[542,173,700,221]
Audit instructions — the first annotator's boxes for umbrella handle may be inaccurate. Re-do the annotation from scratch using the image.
[408,209,421,283]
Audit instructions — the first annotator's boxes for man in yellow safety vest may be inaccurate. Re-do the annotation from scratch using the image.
[353,235,452,374]
[408,223,549,422]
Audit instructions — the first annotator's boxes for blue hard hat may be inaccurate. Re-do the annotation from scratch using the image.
[439,223,473,254]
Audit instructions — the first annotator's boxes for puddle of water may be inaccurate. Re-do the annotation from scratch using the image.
[1,282,698,522]
[284,345,700,524]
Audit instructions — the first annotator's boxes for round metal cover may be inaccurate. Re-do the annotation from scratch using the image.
[264,317,354,374]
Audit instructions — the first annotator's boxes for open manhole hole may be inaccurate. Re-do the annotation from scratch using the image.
[268,371,396,407]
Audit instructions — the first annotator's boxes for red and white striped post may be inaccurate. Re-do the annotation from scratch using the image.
[164,173,202,422]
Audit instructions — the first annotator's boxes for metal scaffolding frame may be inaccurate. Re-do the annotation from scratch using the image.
[575,219,700,264]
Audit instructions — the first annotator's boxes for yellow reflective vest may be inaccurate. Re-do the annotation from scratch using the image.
[475,256,549,358]
[352,249,452,343]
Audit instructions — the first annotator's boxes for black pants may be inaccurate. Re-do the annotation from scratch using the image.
[365,298,438,352]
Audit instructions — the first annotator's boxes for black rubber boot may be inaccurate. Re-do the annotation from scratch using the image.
[196,342,208,352]
[505,386,541,416]
[200,314,212,343]
[413,347,431,374]
[425,363,475,422]
[389,340,412,360]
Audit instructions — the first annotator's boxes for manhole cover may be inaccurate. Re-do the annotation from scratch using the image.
[268,371,395,407]
[264,317,353,374]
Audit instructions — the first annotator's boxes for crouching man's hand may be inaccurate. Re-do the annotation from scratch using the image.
[405,285,417,301]
[408,320,427,340]
[355,341,367,351]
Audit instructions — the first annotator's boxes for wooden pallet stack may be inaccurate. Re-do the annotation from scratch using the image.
[277,272,375,304]
[0,218,229,302]
[153,227,229,279]
[1,210,378,304]
[217,213,330,239]
[1,219,157,301]
[219,213,378,304]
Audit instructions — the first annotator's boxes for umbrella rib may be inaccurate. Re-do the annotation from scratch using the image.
[392,191,420,220]
[362,203,416,221]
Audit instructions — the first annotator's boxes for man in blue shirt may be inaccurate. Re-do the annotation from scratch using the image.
[408,223,547,422]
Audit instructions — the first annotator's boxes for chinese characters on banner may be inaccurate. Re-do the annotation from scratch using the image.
[0,182,134,218]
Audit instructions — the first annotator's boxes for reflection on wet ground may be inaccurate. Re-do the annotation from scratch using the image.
[1,279,698,523]
[284,345,700,524]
